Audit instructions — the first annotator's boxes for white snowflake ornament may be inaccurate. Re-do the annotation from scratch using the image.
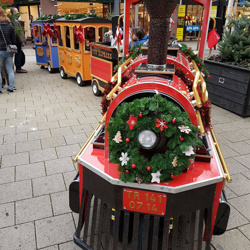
[178,125,191,134]
[119,152,129,166]
[183,146,195,156]
[151,171,162,183]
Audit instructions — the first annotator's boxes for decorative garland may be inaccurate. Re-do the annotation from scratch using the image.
[180,43,210,79]
[108,94,202,184]
[64,13,100,20]
[37,14,62,20]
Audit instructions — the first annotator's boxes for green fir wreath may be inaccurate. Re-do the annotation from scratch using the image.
[107,94,202,184]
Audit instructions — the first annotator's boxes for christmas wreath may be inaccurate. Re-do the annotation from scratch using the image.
[107,94,202,184]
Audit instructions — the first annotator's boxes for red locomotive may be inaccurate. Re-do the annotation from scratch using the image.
[69,0,231,249]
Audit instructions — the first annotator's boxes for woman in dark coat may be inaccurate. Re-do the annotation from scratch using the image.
[0,6,16,93]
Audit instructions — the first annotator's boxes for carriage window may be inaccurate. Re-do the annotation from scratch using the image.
[51,26,58,45]
[73,26,79,50]
[65,26,71,48]
[84,27,95,51]
[58,26,63,46]
[34,25,43,44]
[98,27,109,42]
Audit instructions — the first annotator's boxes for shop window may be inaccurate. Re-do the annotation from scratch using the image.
[34,25,43,44]
[84,27,95,51]
[65,26,71,48]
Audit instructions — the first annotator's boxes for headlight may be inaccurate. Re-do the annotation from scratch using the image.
[138,130,158,150]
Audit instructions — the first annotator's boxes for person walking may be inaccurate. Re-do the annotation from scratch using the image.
[10,7,27,73]
[0,6,16,93]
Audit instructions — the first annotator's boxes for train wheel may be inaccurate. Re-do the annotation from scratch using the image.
[60,67,67,79]
[48,63,55,73]
[40,65,45,69]
[76,73,86,87]
[92,80,101,96]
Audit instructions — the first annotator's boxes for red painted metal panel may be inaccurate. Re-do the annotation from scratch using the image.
[91,57,112,82]
[123,188,167,215]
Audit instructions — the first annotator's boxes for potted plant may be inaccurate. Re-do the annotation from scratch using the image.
[205,14,250,117]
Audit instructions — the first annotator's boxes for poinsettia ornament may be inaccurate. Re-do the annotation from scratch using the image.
[178,125,191,134]
[151,171,162,183]
[113,131,122,143]
[126,115,138,130]
[183,146,195,156]
[156,118,168,131]
[119,152,129,166]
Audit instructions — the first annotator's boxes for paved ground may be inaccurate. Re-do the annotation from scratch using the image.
[0,45,250,250]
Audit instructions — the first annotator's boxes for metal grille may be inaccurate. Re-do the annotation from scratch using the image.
[74,189,212,250]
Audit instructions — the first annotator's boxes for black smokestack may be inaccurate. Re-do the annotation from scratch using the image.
[144,0,179,66]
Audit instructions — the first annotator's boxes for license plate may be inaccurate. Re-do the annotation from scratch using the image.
[123,188,167,215]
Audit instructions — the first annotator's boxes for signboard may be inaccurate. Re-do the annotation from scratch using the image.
[178,5,186,17]
[123,188,167,216]
[186,25,200,31]
[210,6,217,18]
[176,28,184,40]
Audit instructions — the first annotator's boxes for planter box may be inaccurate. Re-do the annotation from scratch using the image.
[204,60,250,117]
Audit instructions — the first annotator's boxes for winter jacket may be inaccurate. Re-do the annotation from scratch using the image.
[0,22,16,51]
[130,35,149,48]
[11,18,25,45]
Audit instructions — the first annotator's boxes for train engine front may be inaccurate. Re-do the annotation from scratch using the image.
[71,0,231,249]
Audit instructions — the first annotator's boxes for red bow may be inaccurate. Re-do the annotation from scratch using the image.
[207,28,220,50]
[53,23,60,39]
[74,25,85,43]
[42,23,53,37]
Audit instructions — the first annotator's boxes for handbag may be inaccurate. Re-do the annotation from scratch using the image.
[0,25,17,54]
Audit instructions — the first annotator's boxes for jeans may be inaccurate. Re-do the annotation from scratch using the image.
[14,43,22,70]
[0,50,14,91]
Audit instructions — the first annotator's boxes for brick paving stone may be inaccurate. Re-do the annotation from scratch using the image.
[225,158,249,175]
[38,121,60,130]
[47,113,67,122]
[58,118,80,127]
[0,112,15,120]
[227,141,250,155]
[60,101,77,108]
[6,117,28,127]
[0,126,16,136]
[219,144,240,158]
[63,170,78,190]
[50,127,73,137]
[33,174,66,196]
[35,213,75,249]
[16,162,46,181]
[211,229,250,250]
[227,174,250,196]
[53,107,73,114]
[64,133,87,145]
[16,195,53,224]
[56,144,80,158]
[16,111,36,119]
[234,154,250,169]
[243,171,250,180]
[1,152,29,168]
[0,180,32,204]
[30,148,57,163]
[39,246,59,250]
[71,124,93,135]
[0,143,15,156]
[51,191,71,215]
[78,116,99,125]
[3,132,28,144]
[16,123,39,133]
[41,136,66,149]
[16,140,41,153]
[220,131,247,143]
[226,205,249,230]
[0,203,14,228]
[0,167,14,184]
[65,112,85,119]
[224,186,237,199]
[0,222,36,250]
[239,224,250,240]
[28,129,52,141]
[45,157,75,175]
[26,115,48,124]
[59,241,80,250]
[230,194,250,221]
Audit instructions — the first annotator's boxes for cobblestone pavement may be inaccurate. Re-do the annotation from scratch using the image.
[0,46,250,250]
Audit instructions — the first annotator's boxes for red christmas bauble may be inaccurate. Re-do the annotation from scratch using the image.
[137,48,140,51]
[180,137,185,142]
[172,118,176,123]
[146,166,151,171]
[171,173,175,179]
[125,170,130,174]
[138,112,143,118]
[131,164,136,169]
[125,138,130,143]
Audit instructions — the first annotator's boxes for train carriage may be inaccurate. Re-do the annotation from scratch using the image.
[33,17,60,73]
[69,0,231,249]
[55,15,112,87]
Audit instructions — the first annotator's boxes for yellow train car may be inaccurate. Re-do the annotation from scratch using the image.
[55,15,111,86]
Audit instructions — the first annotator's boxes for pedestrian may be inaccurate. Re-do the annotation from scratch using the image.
[130,27,149,48]
[0,6,16,93]
[10,7,27,73]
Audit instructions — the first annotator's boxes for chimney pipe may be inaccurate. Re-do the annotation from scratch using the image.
[144,0,179,68]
